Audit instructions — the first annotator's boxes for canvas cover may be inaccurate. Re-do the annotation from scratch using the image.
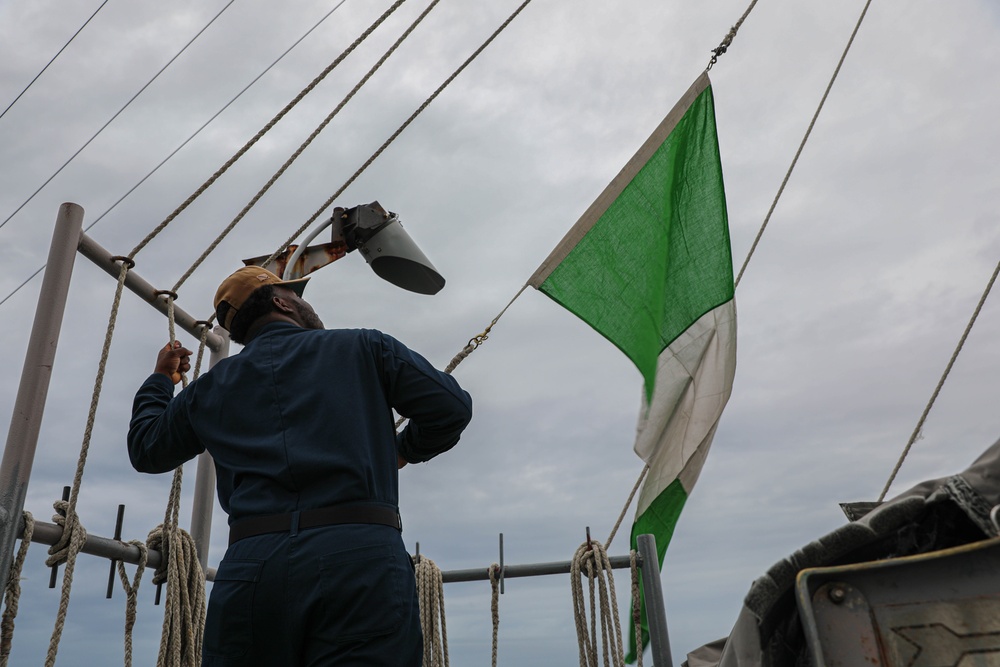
[683,436,1000,667]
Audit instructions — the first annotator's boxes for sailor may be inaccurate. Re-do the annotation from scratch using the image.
[127,266,472,666]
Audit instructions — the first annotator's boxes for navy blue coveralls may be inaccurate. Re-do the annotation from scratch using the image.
[128,322,473,666]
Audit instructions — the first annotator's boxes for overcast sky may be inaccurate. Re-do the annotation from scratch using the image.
[2,0,1000,665]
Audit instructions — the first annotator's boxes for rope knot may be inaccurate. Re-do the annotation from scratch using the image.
[45,501,87,569]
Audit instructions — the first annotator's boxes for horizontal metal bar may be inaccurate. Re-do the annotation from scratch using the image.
[440,553,641,583]
[20,516,640,587]
[77,233,224,351]
[21,518,162,570]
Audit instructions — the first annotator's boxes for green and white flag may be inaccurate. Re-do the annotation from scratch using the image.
[527,72,736,662]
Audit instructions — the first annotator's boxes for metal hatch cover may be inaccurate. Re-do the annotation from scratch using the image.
[795,537,1000,667]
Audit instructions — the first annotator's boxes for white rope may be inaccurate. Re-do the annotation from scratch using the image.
[604,464,649,551]
[42,259,130,666]
[570,541,625,667]
[415,556,449,667]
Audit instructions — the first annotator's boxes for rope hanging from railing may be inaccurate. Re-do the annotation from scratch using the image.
[488,564,501,667]
[117,540,148,667]
[570,540,626,667]
[415,555,449,667]
[629,551,642,667]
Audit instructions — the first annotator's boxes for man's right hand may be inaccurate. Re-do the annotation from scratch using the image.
[155,341,193,384]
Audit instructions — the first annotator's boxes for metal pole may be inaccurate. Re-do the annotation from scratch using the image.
[637,533,673,667]
[440,553,641,583]
[76,232,225,352]
[0,203,84,583]
[24,518,162,571]
[189,327,229,570]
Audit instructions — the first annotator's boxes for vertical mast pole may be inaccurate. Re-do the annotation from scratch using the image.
[189,326,229,571]
[637,533,674,667]
[0,203,84,582]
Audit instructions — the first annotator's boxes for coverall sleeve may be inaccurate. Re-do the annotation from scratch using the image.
[375,332,473,464]
[127,373,206,473]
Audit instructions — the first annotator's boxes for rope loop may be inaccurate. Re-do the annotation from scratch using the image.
[44,500,88,570]
[117,540,148,667]
[154,290,179,302]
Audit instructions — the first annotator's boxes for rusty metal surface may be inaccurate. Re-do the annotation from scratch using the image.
[797,537,1000,666]
[244,240,348,280]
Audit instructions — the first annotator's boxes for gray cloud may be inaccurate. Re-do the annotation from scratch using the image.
[2,0,1000,664]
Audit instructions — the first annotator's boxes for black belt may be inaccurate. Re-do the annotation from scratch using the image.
[229,504,402,546]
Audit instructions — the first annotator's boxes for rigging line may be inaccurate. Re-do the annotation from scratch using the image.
[262,0,537,273]
[128,0,408,260]
[0,0,351,312]
[0,0,111,121]
[171,0,441,292]
[878,256,1000,502]
[0,0,238,235]
[706,0,760,71]
[734,0,875,289]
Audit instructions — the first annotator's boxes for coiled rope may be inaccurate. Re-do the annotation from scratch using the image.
[570,540,626,667]
[415,555,449,667]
